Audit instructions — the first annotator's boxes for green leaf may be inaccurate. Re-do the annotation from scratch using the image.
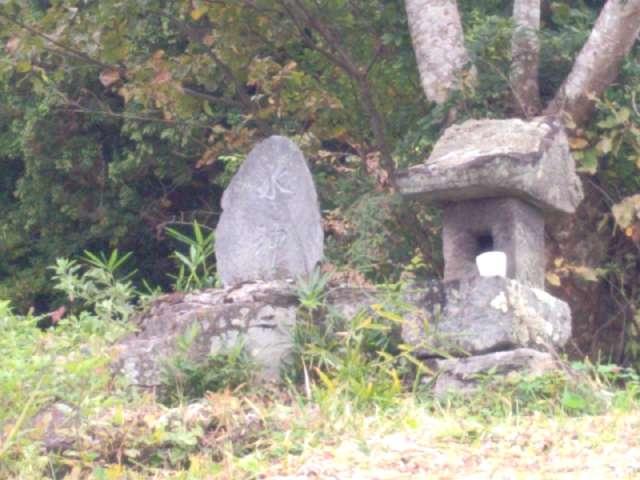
[174,251,193,269]
[15,61,31,73]
[597,116,618,129]
[203,101,214,116]
[576,150,598,175]
[562,390,587,411]
[616,107,631,124]
[551,3,571,23]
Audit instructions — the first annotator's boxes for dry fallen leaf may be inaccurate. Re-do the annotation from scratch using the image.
[611,194,640,229]
[191,5,208,21]
[568,137,589,150]
[5,36,20,55]
[49,305,66,324]
[152,70,172,85]
[546,272,562,287]
[99,68,121,87]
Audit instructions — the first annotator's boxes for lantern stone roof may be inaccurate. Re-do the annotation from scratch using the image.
[395,117,584,214]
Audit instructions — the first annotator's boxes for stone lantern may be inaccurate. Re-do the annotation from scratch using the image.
[397,117,583,288]
[395,117,584,393]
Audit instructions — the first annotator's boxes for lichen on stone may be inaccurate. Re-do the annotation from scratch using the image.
[490,291,509,313]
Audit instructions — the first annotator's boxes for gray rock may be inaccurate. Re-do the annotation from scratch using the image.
[442,197,544,288]
[113,278,570,390]
[112,283,397,389]
[395,117,584,214]
[215,136,324,286]
[113,281,300,386]
[433,348,557,396]
[402,277,571,356]
[30,402,80,452]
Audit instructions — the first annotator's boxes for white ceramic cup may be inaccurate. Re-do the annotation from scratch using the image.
[476,251,507,278]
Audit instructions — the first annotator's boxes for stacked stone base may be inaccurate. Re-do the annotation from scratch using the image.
[431,348,557,396]
[402,277,571,395]
[112,281,382,387]
[113,277,570,396]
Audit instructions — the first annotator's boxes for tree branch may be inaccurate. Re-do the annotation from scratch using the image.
[281,0,359,76]
[278,0,394,179]
[510,0,542,117]
[169,16,272,135]
[3,12,266,131]
[0,12,120,72]
[404,0,475,104]
[545,0,640,125]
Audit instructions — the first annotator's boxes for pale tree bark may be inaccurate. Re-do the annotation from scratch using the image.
[545,0,640,125]
[404,0,474,104]
[510,0,542,117]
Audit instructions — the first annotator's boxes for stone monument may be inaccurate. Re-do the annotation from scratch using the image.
[215,135,324,286]
[114,121,582,394]
[395,117,584,394]
[114,136,325,385]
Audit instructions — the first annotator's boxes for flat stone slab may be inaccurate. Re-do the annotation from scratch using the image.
[113,278,570,389]
[113,281,301,386]
[112,282,384,388]
[395,117,584,214]
[215,136,323,286]
[433,348,557,396]
[402,277,571,357]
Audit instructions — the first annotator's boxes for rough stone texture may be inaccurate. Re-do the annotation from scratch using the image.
[29,402,80,452]
[405,0,474,104]
[395,117,584,214]
[215,136,323,286]
[510,0,542,117]
[113,281,300,386]
[442,197,544,288]
[433,348,557,396]
[402,276,571,357]
[113,278,570,389]
[112,282,382,388]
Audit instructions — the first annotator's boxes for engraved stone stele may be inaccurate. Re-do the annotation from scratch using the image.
[216,136,323,286]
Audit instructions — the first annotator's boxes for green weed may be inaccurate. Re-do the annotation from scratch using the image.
[289,280,426,411]
[50,249,137,323]
[295,268,330,313]
[166,221,217,292]
[0,301,130,478]
[431,360,640,419]
[160,324,255,406]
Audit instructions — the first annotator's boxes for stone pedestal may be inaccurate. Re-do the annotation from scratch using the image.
[432,348,558,396]
[402,277,572,357]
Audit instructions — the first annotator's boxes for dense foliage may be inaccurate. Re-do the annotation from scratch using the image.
[1,1,640,363]
[1,264,639,478]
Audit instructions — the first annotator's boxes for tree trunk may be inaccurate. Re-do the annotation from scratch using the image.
[542,0,640,361]
[545,181,614,360]
[545,0,640,125]
[510,0,542,117]
[404,0,474,104]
